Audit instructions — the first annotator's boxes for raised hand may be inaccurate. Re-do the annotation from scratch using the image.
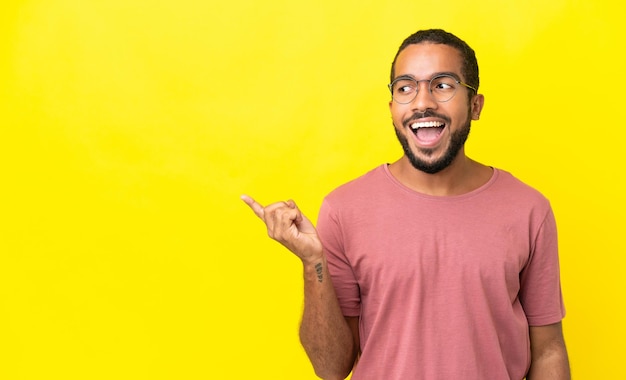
[240,195,324,265]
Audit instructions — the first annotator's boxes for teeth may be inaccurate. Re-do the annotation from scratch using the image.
[411,121,444,130]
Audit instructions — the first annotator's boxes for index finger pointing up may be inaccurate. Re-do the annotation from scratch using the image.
[240,194,265,220]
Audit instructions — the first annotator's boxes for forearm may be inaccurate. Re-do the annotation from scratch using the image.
[299,257,357,380]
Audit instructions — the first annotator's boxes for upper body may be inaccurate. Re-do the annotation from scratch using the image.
[242,29,569,379]
[317,164,565,379]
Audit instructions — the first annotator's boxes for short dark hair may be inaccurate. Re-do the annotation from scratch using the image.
[390,29,479,92]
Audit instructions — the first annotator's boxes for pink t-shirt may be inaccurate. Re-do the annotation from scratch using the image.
[317,165,565,380]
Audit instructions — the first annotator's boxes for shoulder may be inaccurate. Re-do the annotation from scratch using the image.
[489,168,555,227]
[491,168,550,205]
[324,165,391,204]
[318,165,397,225]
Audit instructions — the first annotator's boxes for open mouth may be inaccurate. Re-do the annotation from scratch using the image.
[410,121,445,143]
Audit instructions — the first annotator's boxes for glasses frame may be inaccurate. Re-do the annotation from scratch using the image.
[388,74,477,104]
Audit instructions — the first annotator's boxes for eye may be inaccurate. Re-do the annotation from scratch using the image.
[398,85,413,94]
[434,82,453,90]
[393,80,416,94]
[431,76,457,92]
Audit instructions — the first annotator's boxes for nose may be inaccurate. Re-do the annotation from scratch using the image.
[410,80,437,112]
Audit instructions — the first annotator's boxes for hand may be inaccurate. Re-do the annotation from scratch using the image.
[241,195,324,265]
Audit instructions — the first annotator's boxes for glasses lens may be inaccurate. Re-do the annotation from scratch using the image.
[391,79,418,104]
[430,75,458,102]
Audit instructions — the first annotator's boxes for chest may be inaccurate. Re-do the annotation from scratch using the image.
[342,202,533,298]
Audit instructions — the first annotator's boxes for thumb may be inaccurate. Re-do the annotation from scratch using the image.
[288,202,316,234]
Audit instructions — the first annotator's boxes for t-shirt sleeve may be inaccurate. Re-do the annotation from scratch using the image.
[519,206,566,326]
[317,198,361,317]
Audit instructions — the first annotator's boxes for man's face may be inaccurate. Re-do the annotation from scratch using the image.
[389,43,483,174]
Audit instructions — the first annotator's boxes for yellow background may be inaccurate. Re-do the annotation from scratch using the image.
[1,0,623,378]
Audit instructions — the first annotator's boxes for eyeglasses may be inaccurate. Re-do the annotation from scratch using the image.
[388,74,477,104]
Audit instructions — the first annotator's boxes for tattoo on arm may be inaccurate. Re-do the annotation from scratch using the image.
[315,263,323,283]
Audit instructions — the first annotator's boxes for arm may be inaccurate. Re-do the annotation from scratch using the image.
[526,322,570,380]
[241,195,358,379]
[299,257,359,379]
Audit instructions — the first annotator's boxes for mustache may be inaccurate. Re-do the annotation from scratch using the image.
[403,110,451,128]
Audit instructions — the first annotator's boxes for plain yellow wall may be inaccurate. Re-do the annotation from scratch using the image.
[1,0,624,378]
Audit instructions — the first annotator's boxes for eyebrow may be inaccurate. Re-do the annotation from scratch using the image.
[392,71,462,82]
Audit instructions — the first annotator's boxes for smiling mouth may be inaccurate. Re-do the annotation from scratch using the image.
[410,121,445,142]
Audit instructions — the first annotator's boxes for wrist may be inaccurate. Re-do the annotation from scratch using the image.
[301,252,325,268]
[302,255,326,283]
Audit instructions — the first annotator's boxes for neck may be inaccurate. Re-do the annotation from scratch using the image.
[388,152,492,196]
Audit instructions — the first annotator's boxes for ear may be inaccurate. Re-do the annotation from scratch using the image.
[470,94,485,120]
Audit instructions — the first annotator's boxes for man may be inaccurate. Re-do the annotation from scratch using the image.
[242,29,569,379]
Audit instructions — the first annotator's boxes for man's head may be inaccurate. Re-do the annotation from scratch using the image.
[388,29,484,175]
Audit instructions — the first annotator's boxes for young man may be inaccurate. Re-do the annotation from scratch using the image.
[242,29,569,379]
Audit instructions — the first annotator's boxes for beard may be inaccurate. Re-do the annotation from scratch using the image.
[394,113,472,175]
